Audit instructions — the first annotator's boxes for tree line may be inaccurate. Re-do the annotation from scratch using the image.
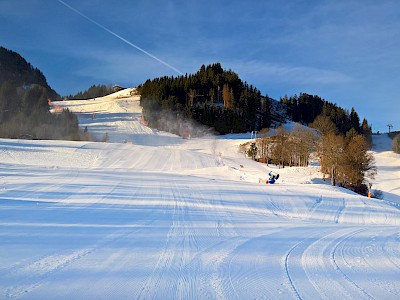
[0,47,85,140]
[241,124,317,168]
[139,64,370,138]
[0,46,59,99]
[312,115,376,195]
[242,114,375,195]
[0,81,84,140]
[139,63,271,135]
[65,84,115,100]
[281,93,368,136]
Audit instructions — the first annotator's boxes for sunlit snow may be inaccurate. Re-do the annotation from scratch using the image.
[0,89,399,299]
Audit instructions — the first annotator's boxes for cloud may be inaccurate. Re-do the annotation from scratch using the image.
[226,60,353,86]
[71,49,181,85]
[57,0,183,75]
[0,0,43,19]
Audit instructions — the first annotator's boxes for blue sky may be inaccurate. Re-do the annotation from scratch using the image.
[1,0,399,132]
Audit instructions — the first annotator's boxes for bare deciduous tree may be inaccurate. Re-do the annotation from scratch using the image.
[309,114,336,136]
[318,131,376,194]
[289,123,317,167]
[256,128,271,164]
[339,134,376,190]
[272,126,289,168]
[319,132,345,186]
[393,134,400,154]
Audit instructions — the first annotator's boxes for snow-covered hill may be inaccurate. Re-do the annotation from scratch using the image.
[371,134,400,204]
[0,90,399,299]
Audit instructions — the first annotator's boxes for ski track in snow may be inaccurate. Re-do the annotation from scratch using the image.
[284,238,304,300]
[1,89,400,299]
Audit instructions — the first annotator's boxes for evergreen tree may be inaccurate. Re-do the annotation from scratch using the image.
[350,107,361,133]
[222,84,232,108]
[247,142,258,160]
[280,94,365,137]
[361,118,372,147]
[67,84,114,100]
[22,84,48,114]
[0,80,20,121]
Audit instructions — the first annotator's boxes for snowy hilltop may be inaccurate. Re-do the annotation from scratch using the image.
[0,89,399,299]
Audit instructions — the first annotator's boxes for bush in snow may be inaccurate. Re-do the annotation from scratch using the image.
[393,134,400,154]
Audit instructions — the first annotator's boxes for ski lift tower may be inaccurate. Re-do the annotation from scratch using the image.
[387,124,393,133]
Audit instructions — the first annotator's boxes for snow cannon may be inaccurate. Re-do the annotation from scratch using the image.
[268,171,279,184]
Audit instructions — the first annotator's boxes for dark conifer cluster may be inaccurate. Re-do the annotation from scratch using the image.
[0,46,58,99]
[65,84,115,100]
[280,93,371,137]
[139,63,271,135]
[0,47,83,140]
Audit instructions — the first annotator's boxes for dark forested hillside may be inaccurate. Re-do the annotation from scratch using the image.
[0,46,83,140]
[139,63,369,138]
[0,46,59,99]
[139,63,271,135]
[280,93,371,137]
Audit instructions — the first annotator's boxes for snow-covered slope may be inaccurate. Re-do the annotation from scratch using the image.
[53,89,180,145]
[0,90,399,299]
[371,134,400,204]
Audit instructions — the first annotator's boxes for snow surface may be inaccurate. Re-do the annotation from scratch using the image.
[0,89,399,299]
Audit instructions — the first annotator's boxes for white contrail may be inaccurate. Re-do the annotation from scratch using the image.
[57,0,183,75]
